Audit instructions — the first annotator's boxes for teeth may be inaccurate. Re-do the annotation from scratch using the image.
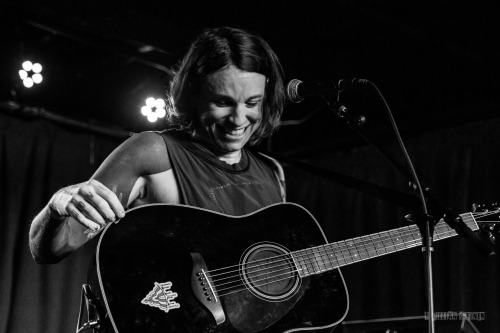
[227,128,245,136]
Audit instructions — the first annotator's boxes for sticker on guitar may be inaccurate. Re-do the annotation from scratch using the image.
[141,281,180,314]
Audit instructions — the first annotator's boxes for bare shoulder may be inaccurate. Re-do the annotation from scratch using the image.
[120,131,170,171]
[91,131,171,206]
[121,132,181,207]
[96,131,171,177]
[127,131,167,153]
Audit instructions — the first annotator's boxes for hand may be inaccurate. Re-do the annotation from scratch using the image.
[48,179,125,231]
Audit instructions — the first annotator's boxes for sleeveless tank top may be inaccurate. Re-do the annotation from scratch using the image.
[160,130,284,216]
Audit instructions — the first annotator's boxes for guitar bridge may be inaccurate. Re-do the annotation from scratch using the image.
[191,253,226,325]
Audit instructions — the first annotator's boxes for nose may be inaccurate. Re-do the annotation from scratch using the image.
[229,104,247,127]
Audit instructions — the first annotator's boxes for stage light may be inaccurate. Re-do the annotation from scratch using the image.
[155,99,165,108]
[32,73,43,84]
[22,61,33,71]
[19,70,28,80]
[145,97,156,108]
[19,61,43,88]
[156,107,166,118]
[23,77,34,88]
[32,63,43,73]
[141,97,166,123]
[147,112,158,122]
[141,106,152,116]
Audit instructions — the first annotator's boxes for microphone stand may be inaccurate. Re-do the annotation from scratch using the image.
[320,80,492,333]
[325,83,495,258]
[324,88,436,333]
[283,78,495,333]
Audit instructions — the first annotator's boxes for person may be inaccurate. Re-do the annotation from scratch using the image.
[29,27,287,264]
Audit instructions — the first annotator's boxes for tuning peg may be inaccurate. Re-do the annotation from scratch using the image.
[471,202,500,212]
[489,232,496,245]
[481,229,496,245]
[472,203,485,212]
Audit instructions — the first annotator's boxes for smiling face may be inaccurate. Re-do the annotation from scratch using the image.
[196,66,267,161]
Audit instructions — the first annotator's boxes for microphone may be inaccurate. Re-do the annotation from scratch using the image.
[286,78,366,103]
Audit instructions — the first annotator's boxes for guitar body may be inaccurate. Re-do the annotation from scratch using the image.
[96,203,349,332]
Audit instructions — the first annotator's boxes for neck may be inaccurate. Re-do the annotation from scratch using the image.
[292,212,480,278]
[217,150,242,165]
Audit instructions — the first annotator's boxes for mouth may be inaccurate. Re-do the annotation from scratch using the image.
[219,126,248,140]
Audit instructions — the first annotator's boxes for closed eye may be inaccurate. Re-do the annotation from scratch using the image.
[246,98,262,108]
[214,99,234,107]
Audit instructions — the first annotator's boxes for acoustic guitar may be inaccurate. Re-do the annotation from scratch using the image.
[95,202,498,332]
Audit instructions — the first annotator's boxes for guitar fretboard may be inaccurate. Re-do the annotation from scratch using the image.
[291,213,478,277]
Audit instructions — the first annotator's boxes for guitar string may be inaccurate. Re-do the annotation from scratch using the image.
[207,221,447,279]
[206,211,494,290]
[213,222,452,287]
[209,212,497,297]
[205,210,497,278]
[210,211,499,295]
[206,211,495,283]
[214,223,490,298]
[215,210,499,297]
[214,225,467,298]
[210,225,472,295]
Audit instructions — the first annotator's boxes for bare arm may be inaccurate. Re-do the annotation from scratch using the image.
[29,132,170,264]
[28,178,126,264]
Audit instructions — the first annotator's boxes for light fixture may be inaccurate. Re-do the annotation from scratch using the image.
[141,97,166,123]
[19,60,43,88]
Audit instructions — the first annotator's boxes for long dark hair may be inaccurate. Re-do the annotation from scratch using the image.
[167,27,286,145]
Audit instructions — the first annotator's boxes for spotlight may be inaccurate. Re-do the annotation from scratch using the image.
[22,61,33,71]
[32,63,43,73]
[23,77,34,88]
[141,97,166,123]
[147,112,158,123]
[145,97,156,108]
[19,60,43,88]
[156,107,166,118]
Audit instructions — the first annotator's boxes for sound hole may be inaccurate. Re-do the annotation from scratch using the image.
[241,243,299,301]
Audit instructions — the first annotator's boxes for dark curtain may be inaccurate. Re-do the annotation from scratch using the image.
[1,111,499,332]
[286,118,500,331]
[0,113,120,333]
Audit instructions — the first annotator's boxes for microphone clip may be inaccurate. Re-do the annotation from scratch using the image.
[334,104,367,129]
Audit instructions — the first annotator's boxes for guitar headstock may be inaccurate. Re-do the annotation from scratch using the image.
[472,202,500,244]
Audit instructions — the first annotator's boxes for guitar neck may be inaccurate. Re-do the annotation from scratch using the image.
[292,212,479,277]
